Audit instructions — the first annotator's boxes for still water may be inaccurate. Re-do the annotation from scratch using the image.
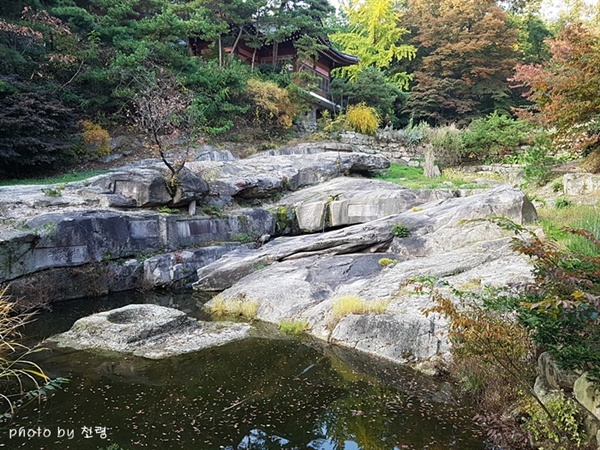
[4,292,485,450]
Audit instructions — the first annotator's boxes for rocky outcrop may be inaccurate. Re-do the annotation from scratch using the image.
[0,208,274,290]
[48,304,251,359]
[276,178,458,232]
[197,186,536,371]
[186,151,389,205]
[90,165,209,208]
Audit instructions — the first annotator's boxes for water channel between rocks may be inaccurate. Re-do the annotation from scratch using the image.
[5,291,485,450]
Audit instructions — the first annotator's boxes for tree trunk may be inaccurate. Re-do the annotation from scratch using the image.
[218,36,222,67]
[229,27,243,58]
[272,41,279,67]
[251,47,257,71]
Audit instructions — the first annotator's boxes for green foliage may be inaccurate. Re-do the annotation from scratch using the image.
[0,170,108,186]
[522,392,587,450]
[231,233,254,243]
[331,0,415,87]
[462,112,532,161]
[390,223,410,237]
[157,206,180,214]
[554,197,572,209]
[278,320,309,335]
[551,182,563,193]
[330,68,407,125]
[40,186,64,197]
[345,103,379,135]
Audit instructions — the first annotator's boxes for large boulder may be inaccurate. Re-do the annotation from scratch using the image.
[91,165,209,207]
[47,304,251,359]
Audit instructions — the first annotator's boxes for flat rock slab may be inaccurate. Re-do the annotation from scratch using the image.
[48,304,251,359]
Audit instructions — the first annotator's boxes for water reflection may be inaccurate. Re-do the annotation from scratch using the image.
[7,292,483,450]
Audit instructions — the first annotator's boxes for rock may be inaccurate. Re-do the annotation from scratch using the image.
[194,186,536,292]
[186,151,389,204]
[91,165,209,207]
[143,244,239,288]
[198,186,536,370]
[47,304,251,359]
[277,178,457,232]
[193,145,237,161]
[251,142,355,157]
[563,173,600,196]
[537,352,580,391]
[574,373,600,422]
[330,313,447,365]
[1,207,275,289]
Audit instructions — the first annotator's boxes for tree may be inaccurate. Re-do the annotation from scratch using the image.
[405,0,518,125]
[331,0,415,87]
[130,71,199,194]
[511,23,600,155]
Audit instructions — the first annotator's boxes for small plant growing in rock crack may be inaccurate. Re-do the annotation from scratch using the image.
[231,233,254,243]
[391,222,410,237]
[378,258,398,267]
[40,186,64,197]
[157,206,180,214]
[278,320,309,335]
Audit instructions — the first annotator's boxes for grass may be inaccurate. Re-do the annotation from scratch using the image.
[0,170,109,187]
[0,288,68,422]
[538,204,600,257]
[207,294,259,320]
[278,320,309,335]
[332,295,389,319]
[376,164,488,190]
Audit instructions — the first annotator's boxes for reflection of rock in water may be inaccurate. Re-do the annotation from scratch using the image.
[95,358,164,386]
[325,344,458,405]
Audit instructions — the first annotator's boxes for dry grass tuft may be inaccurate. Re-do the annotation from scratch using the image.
[332,295,389,319]
[208,294,259,320]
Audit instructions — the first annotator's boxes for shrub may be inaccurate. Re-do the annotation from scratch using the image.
[80,120,111,157]
[522,391,587,450]
[462,112,532,161]
[207,294,258,320]
[332,295,389,318]
[391,223,410,237]
[345,103,379,135]
[246,78,295,130]
[278,320,309,335]
[426,124,466,167]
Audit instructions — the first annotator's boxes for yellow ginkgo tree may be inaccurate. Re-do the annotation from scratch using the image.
[331,0,416,88]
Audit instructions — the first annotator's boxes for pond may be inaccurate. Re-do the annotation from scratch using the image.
[4,292,485,450]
